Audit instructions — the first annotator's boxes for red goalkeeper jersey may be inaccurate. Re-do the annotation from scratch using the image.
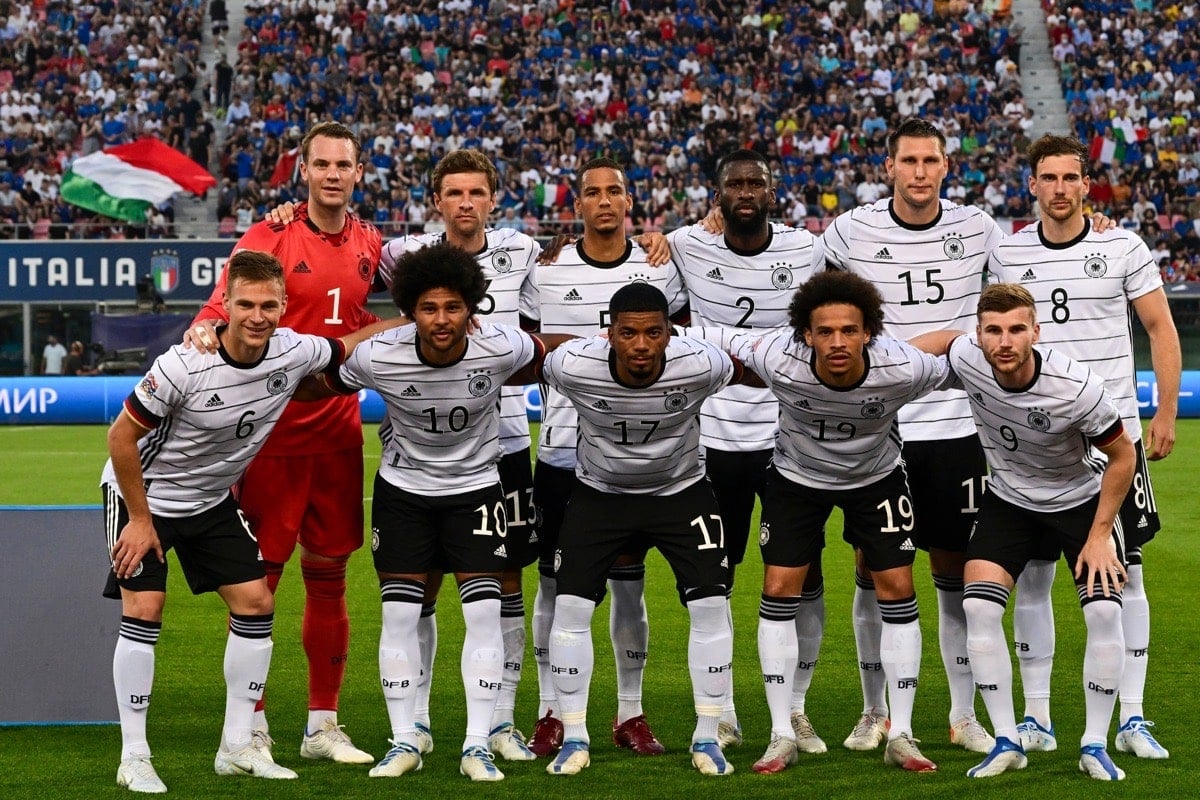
[195,204,382,454]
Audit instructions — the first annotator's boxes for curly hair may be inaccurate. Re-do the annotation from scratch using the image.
[390,242,488,317]
[788,270,885,343]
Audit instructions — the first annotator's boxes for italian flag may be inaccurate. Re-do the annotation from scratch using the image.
[60,138,217,222]
[1089,130,1127,166]
[533,182,571,207]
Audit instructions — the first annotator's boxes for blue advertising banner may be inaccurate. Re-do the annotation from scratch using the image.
[0,373,1184,425]
[0,373,1191,425]
[0,377,546,424]
[2,240,231,302]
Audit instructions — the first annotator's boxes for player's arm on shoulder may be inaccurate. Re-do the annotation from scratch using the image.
[728,353,766,388]
[507,333,578,385]
[1089,211,1116,233]
[907,329,966,356]
[1076,423,1134,597]
[537,233,576,264]
[699,205,725,234]
[1131,288,1181,459]
[107,410,164,577]
[634,230,671,266]
[264,200,299,225]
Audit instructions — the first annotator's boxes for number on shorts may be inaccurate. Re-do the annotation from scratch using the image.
[691,514,726,551]
[877,495,915,533]
[960,475,989,514]
[473,501,509,538]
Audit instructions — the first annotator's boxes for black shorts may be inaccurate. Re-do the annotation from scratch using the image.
[903,435,988,553]
[553,479,731,603]
[370,474,508,575]
[703,447,771,566]
[759,466,918,573]
[499,448,537,569]
[1121,440,1161,554]
[102,486,264,599]
[533,461,575,577]
[967,491,1126,590]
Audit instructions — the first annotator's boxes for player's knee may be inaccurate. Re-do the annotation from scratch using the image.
[121,590,165,622]
[685,592,728,635]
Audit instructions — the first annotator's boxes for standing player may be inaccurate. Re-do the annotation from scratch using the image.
[989,134,1180,759]
[699,271,959,774]
[814,118,1000,754]
[377,150,542,761]
[667,148,820,750]
[312,244,572,782]
[189,121,382,764]
[952,283,1134,780]
[542,283,738,777]
[106,252,394,793]
[523,158,689,757]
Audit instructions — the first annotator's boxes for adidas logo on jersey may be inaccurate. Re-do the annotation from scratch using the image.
[793,398,811,410]
[293,261,312,274]
[493,544,508,557]
[899,538,916,551]
[401,385,421,397]
[563,288,583,301]
[971,392,986,406]
[706,267,725,281]
[1020,269,1037,281]
[1138,515,1149,529]
[592,399,613,411]
[874,247,892,260]
[204,393,224,408]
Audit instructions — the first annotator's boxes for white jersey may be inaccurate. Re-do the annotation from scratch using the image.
[949,335,1124,511]
[540,334,734,494]
[988,221,1161,443]
[729,331,956,490]
[668,222,819,452]
[815,199,1002,440]
[335,321,536,496]
[522,239,688,469]
[100,328,339,517]
[380,227,541,454]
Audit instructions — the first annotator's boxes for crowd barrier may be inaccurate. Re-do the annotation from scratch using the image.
[0,507,118,724]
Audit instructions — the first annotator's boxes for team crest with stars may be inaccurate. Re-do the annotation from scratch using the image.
[1083,254,1108,278]
[468,373,493,397]
[771,263,794,289]
[1026,408,1052,432]
[492,251,513,273]
[860,397,885,418]
[759,522,770,546]
[664,391,687,411]
[943,234,965,260]
[266,371,289,395]
[358,255,372,282]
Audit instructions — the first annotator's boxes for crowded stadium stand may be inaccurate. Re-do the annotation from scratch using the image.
[0,0,1196,281]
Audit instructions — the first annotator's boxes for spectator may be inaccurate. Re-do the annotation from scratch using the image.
[41,335,67,375]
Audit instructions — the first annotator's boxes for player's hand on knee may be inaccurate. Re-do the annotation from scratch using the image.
[112,519,164,579]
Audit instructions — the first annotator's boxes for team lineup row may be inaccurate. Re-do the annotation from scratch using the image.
[101,119,1180,793]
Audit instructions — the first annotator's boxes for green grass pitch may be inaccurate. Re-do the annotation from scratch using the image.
[0,422,1195,799]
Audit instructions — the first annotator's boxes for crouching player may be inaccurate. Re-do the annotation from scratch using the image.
[953,284,1134,780]
[105,250,397,793]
